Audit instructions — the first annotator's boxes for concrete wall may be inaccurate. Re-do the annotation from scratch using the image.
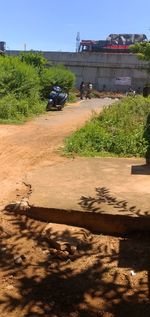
[8,50,150,92]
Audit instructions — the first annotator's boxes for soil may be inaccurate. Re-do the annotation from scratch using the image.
[0,99,150,317]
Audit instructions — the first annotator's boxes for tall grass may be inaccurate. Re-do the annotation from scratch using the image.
[0,94,45,123]
[64,96,150,157]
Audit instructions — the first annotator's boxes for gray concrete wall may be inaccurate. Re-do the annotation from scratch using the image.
[8,50,150,92]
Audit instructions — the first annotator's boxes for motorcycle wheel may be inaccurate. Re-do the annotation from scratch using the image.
[57,106,62,111]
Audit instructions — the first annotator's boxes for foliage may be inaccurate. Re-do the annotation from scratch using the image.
[64,96,150,157]
[0,94,45,123]
[66,91,77,102]
[19,51,47,69]
[0,54,76,123]
[0,55,45,123]
[40,65,75,99]
[130,42,150,61]
[0,55,40,99]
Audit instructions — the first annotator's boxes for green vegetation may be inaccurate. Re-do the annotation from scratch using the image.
[19,51,47,69]
[0,56,40,99]
[0,94,45,123]
[130,42,150,61]
[130,42,150,96]
[40,65,75,99]
[64,96,150,158]
[0,53,76,123]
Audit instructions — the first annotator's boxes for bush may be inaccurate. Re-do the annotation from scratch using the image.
[40,65,75,99]
[0,55,76,123]
[19,51,47,69]
[0,94,45,123]
[64,96,150,157]
[0,56,40,99]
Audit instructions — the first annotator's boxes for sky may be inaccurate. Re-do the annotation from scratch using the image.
[1,0,150,52]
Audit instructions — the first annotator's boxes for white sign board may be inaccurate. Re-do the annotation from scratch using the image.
[114,77,131,86]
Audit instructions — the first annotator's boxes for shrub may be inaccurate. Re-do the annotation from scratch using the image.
[64,96,150,157]
[0,55,76,123]
[40,65,75,99]
[0,94,45,123]
[0,56,40,99]
[19,51,47,69]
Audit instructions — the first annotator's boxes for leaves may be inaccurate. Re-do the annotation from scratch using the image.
[130,42,150,61]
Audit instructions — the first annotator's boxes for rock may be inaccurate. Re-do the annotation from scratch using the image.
[14,254,25,265]
[42,223,91,254]
[19,198,30,211]
[9,198,30,212]
[59,243,69,251]
[57,250,69,259]
[67,245,77,255]
[42,249,49,255]
[130,270,136,276]
[1,247,7,252]
[49,248,58,255]
[14,255,23,265]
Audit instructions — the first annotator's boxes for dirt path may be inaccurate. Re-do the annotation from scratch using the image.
[1,98,150,317]
[0,98,112,205]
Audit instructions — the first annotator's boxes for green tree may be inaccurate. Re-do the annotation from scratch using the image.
[130,42,150,61]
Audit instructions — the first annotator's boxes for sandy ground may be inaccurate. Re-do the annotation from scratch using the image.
[0,99,112,205]
[0,99,150,317]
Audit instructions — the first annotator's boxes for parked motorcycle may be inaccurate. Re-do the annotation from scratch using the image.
[46,86,68,111]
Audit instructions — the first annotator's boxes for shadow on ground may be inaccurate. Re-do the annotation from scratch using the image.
[79,186,150,217]
[131,164,150,175]
[1,194,150,317]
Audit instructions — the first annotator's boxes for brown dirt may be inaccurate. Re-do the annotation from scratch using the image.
[0,100,150,317]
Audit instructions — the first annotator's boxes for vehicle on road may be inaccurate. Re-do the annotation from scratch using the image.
[46,86,68,111]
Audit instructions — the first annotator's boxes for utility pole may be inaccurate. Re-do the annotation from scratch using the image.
[76,32,80,52]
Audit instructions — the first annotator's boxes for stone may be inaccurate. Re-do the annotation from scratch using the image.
[1,247,7,252]
[14,254,25,265]
[10,198,30,212]
[42,223,91,253]
[14,256,23,265]
[57,250,69,259]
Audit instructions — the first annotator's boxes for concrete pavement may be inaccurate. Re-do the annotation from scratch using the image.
[24,157,150,235]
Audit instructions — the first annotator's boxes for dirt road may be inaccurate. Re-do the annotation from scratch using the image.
[0,98,112,205]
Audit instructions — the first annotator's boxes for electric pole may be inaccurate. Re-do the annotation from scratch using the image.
[76,32,80,52]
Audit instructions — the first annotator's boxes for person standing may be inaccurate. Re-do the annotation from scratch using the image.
[86,82,93,99]
[80,81,85,100]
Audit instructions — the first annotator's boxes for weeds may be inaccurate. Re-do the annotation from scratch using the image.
[64,96,150,157]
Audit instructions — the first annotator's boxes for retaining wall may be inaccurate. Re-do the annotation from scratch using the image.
[8,50,150,92]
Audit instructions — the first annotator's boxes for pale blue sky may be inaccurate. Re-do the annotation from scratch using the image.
[1,0,150,52]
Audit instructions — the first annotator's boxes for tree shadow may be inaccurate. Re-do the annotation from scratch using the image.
[79,186,146,216]
[0,206,150,316]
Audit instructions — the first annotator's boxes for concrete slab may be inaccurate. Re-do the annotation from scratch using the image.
[23,157,150,234]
